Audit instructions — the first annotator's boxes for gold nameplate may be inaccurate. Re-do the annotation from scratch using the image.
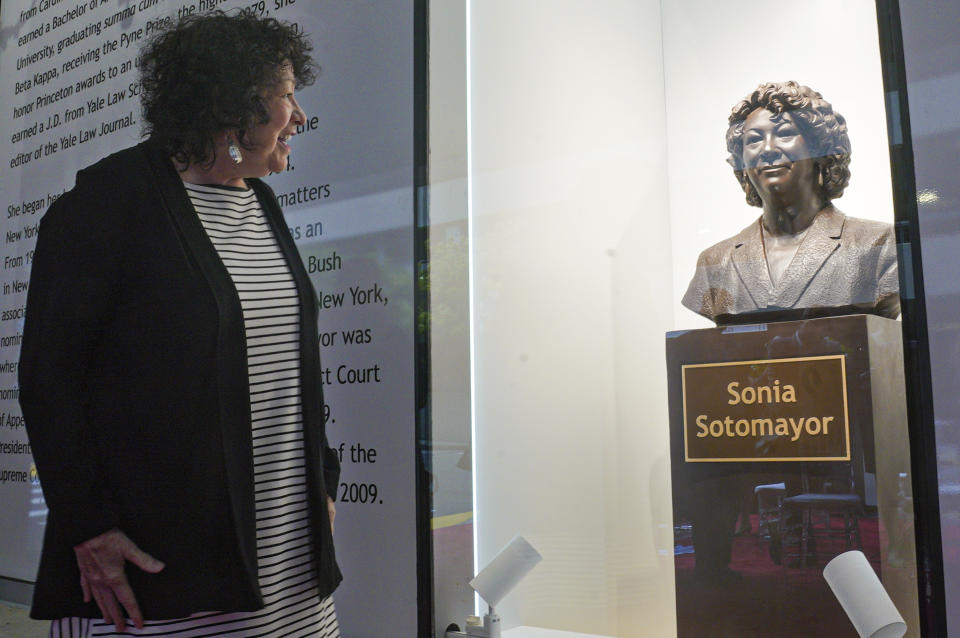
[682,355,850,462]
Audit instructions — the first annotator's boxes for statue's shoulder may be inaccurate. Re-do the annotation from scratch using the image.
[695,218,760,266]
[833,210,894,247]
[842,213,893,234]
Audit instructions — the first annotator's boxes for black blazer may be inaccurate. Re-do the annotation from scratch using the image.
[19,140,341,619]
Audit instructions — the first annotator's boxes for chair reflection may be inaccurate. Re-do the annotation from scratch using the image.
[777,463,863,567]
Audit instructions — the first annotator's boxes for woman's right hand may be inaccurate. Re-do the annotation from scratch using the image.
[73,529,165,631]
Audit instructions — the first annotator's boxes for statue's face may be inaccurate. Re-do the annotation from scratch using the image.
[741,108,818,206]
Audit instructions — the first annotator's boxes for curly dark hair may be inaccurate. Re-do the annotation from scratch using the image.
[725,81,851,208]
[139,9,316,167]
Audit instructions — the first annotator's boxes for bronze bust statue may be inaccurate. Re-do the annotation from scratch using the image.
[682,81,900,324]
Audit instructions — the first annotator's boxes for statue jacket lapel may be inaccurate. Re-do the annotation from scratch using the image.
[771,206,844,309]
[731,206,845,312]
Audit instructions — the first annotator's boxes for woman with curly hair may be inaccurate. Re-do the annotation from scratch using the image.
[20,10,342,637]
[682,81,899,323]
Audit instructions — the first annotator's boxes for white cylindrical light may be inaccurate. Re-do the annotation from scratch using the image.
[823,550,907,638]
[469,536,542,608]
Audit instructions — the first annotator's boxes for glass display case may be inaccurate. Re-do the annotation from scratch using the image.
[424,1,929,636]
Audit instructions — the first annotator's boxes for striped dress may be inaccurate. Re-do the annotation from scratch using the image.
[49,182,339,638]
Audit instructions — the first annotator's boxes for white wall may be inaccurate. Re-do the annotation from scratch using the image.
[469,2,675,635]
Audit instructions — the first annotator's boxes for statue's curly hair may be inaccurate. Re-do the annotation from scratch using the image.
[139,9,316,167]
[726,81,851,208]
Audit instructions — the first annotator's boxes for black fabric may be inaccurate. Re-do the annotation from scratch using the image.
[19,140,341,620]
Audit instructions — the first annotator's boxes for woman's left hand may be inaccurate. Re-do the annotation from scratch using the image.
[327,496,336,535]
[74,528,165,631]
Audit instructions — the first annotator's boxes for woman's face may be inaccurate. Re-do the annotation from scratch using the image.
[240,65,306,176]
[741,108,818,206]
